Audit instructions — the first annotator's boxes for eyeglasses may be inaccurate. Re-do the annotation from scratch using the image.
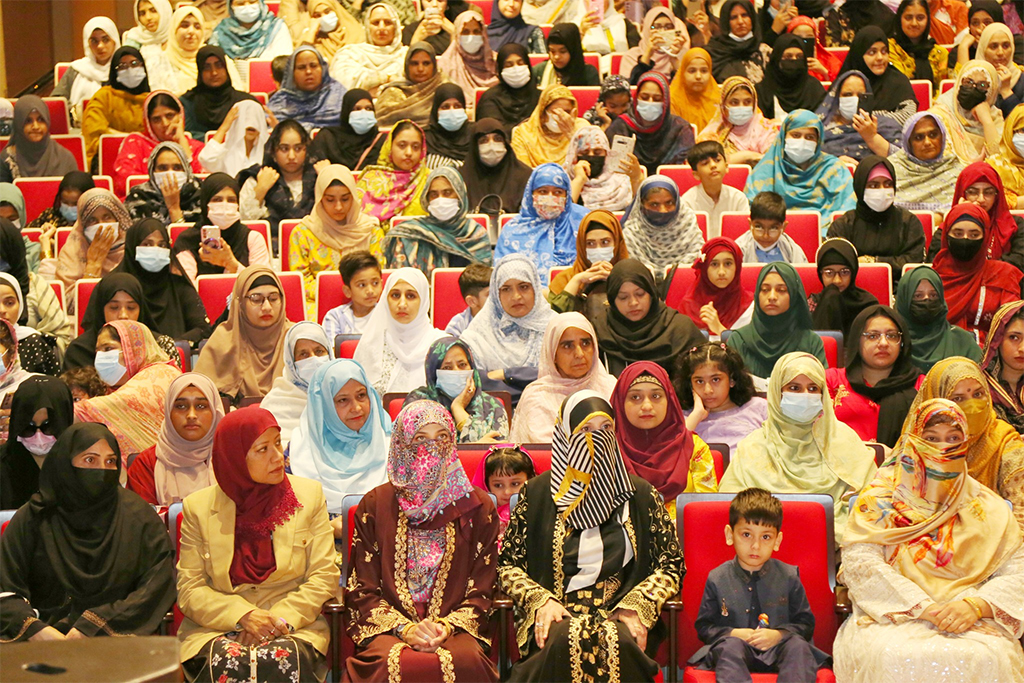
[115,60,142,71]
[751,226,781,236]
[821,267,852,279]
[964,187,998,199]
[961,77,990,92]
[245,292,282,306]
[19,421,55,439]
[862,331,902,343]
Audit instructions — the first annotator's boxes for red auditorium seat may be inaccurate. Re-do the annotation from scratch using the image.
[656,165,750,195]
[74,278,100,333]
[196,271,305,323]
[719,211,821,263]
[279,219,301,270]
[670,493,840,682]
[14,175,112,223]
[316,270,392,325]
[430,267,466,330]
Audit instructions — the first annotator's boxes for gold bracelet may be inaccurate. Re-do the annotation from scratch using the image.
[964,597,984,619]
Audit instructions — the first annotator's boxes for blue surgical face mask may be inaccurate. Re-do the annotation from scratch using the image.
[294,354,329,387]
[135,246,171,273]
[784,137,817,165]
[349,109,376,135]
[779,392,823,423]
[234,2,262,23]
[436,369,473,398]
[59,203,78,222]
[586,246,615,263]
[636,100,663,122]
[438,108,468,132]
[94,349,127,386]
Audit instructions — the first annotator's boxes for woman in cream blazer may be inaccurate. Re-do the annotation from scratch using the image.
[176,407,340,683]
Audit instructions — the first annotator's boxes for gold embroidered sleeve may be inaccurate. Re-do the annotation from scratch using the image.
[442,606,488,643]
[612,488,683,630]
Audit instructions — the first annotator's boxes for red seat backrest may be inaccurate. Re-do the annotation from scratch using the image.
[197,272,304,323]
[49,281,63,309]
[677,495,837,663]
[317,270,392,324]
[710,449,724,483]
[694,211,707,239]
[912,210,933,246]
[44,98,70,135]
[99,134,127,181]
[280,219,301,271]
[721,211,820,263]
[820,334,838,368]
[249,60,277,94]
[52,135,85,171]
[388,397,404,421]
[657,165,750,195]
[466,0,492,21]
[457,445,553,483]
[338,339,360,359]
[431,268,466,330]
[664,267,699,312]
[910,80,931,111]
[76,279,99,334]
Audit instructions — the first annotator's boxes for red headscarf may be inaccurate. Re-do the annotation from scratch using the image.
[683,237,755,330]
[212,407,301,586]
[951,161,1018,260]
[610,361,697,501]
[933,203,1023,327]
[786,16,841,82]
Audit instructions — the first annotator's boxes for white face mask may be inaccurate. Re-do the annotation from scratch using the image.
[234,2,262,23]
[478,140,507,167]
[862,187,895,212]
[460,34,484,54]
[779,392,823,423]
[784,137,816,165]
[728,31,752,41]
[117,66,147,89]
[636,100,663,122]
[207,202,240,228]
[436,369,473,398]
[727,106,753,126]
[319,10,339,32]
[94,349,127,386]
[502,64,532,88]
[545,116,563,134]
[428,196,461,222]
[1013,132,1024,157]
[84,221,119,243]
[838,95,859,121]
[586,246,615,263]
[294,354,329,386]
[135,246,172,272]
[153,170,188,190]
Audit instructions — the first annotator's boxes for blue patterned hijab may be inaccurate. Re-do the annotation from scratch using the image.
[210,0,287,59]
[267,46,349,132]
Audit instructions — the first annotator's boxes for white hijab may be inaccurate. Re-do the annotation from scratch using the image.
[330,2,408,80]
[70,17,121,108]
[353,267,447,395]
[122,0,173,48]
[0,273,37,341]
[260,321,333,446]
[203,100,270,176]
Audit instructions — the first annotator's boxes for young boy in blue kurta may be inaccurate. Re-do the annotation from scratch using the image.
[689,488,829,681]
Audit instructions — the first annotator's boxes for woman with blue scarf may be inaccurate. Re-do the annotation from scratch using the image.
[268,46,348,132]
[816,70,903,164]
[287,358,391,526]
[493,162,590,285]
[209,0,292,62]
[746,109,857,218]
[383,166,492,276]
[406,336,508,443]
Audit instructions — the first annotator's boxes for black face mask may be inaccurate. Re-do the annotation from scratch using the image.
[909,297,945,324]
[957,84,988,111]
[779,60,805,78]
[580,154,606,177]
[74,467,120,500]
[947,236,985,261]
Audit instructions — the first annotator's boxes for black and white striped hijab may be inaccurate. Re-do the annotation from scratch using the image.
[550,391,636,531]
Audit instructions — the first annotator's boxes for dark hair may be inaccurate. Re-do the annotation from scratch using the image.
[60,366,108,400]
[98,323,123,343]
[924,412,962,429]
[0,321,12,347]
[749,191,787,223]
[459,263,492,298]
[268,118,311,154]
[484,446,536,483]
[271,54,289,84]
[147,92,180,118]
[1008,308,1024,328]
[675,342,756,410]
[729,487,783,530]
[687,140,726,169]
[339,250,382,285]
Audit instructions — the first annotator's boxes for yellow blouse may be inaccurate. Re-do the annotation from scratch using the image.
[288,223,385,320]
[82,86,148,165]
[887,39,949,91]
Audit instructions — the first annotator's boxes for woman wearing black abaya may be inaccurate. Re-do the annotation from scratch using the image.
[826,304,923,447]
[460,118,533,215]
[307,88,387,171]
[825,0,895,48]
[756,33,826,119]
[180,45,258,139]
[0,422,175,642]
[838,26,918,124]
[424,83,473,168]
[808,238,879,340]
[826,155,927,277]
[116,219,211,345]
[477,43,540,129]
[0,377,75,510]
[62,272,178,371]
[706,0,771,84]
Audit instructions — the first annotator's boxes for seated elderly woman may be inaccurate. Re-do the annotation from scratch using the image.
[834,398,1024,682]
[176,407,339,683]
[499,390,684,682]
[345,400,499,682]
[0,423,175,642]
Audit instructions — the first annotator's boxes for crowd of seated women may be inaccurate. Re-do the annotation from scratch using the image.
[1,0,1024,680]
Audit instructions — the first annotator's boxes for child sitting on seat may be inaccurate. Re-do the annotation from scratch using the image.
[680,140,749,239]
[735,191,808,264]
[690,487,828,680]
[471,444,536,547]
[321,250,383,339]
[445,263,492,337]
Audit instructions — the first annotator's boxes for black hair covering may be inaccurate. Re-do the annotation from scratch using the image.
[811,238,880,339]
[425,83,472,161]
[476,42,540,128]
[182,45,258,131]
[0,218,29,325]
[844,304,922,446]
[50,171,96,212]
[546,23,590,85]
[107,46,150,95]
[460,117,533,214]
[0,377,75,509]
[838,26,917,114]
[308,88,385,170]
[172,173,253,276]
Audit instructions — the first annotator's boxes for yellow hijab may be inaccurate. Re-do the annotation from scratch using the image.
[845,399,1021,603]
[670,48,721,133]
[988,103,1024,205]
[511,84,589,167]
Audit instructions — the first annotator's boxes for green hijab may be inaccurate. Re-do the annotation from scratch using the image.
[725,262,827,378]
[895,266,983,373]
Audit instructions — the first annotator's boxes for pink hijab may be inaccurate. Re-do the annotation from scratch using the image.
[436,10,499,106]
